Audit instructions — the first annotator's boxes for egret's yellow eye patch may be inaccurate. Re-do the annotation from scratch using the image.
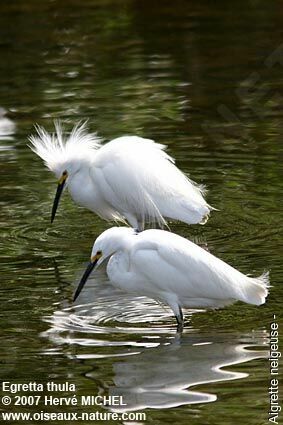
[58,171,68,185]
[91,251,102,263]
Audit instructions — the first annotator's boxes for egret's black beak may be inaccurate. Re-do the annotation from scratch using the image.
[51,173,67,223]
[73,258,98,302]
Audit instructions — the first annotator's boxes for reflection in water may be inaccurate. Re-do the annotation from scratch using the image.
[99,334,268,411]
[0,107,16,140]
[43,300,268,411]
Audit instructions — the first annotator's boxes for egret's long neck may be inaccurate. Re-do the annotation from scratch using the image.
[67,161,95,208]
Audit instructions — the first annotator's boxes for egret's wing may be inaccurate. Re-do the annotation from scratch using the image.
[131,246,218,301]
[130,230,253,303]
[93,136,210,227]
[93,137,171,227]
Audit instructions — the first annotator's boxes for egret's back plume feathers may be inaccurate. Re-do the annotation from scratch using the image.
[243,271,270,305]
[29,121,102,174]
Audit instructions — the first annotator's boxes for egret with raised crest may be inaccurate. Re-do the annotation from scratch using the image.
[73,227,269,331]
[29,122,212,230]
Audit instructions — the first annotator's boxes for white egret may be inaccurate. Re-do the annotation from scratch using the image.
[73,227,269,331]
[29,122,212,230]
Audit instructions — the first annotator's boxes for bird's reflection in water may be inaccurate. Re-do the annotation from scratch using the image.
[85,333,268,411]
[44,311,268,411]
[0,107,16,140]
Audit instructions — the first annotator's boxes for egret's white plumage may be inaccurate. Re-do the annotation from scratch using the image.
[29,122,212,229]
[74,227,269,330]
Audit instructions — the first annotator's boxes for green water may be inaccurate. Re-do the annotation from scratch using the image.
[0,1,282,424]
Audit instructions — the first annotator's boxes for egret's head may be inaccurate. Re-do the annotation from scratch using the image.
[28,121,102,223]
[73,227,136,302]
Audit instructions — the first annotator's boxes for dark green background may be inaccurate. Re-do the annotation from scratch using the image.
[0,1,282,424]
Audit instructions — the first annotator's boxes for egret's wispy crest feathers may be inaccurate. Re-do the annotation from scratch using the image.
[29,121,102,174]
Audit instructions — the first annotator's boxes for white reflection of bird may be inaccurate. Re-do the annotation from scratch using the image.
[73,227,269,331]
[106,335,267,410]
[29,122,211,230]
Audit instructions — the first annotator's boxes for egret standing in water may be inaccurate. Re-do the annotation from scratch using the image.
[29,122,212,230]
[73,227,269,331]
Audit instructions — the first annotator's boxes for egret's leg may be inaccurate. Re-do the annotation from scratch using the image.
[123,213,139,230]
[137,220,144,233]
[175,306,184,333]
[167,297,184,332]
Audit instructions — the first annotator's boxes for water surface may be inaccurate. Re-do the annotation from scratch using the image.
[0,1,282,424]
